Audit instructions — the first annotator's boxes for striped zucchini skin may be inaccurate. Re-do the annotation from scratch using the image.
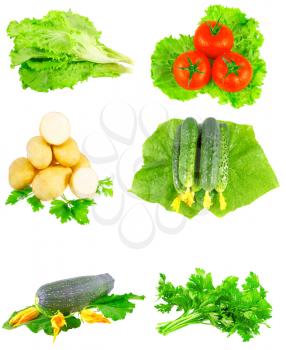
[216,123,229,193]
[35,274,114,315]
[178,118,199,189]
[199,118,220,192]
[172,125,185,193]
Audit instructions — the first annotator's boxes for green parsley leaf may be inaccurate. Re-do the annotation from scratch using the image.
[6,186,45,212]
[88,294,145,321]
[97,177,113,197]
[49,198,95,225]
[5,187,32,205]
[156,269,272,341]
[49,199,72,224]
[27,195,44,212]
[70,199,95,225]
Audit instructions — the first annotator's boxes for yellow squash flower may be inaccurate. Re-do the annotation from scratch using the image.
[80,309,110,324]
[9,306,40,327]
[51,312,66,342]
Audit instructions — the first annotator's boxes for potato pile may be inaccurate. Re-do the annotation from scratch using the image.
[9,112,99,201]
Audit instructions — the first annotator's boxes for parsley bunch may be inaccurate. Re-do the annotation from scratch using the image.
[5,177,113,225]
[156,269,271,341]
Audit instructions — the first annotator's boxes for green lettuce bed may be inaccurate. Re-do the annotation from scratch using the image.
[151,5,266,108]
[131,119,278,219]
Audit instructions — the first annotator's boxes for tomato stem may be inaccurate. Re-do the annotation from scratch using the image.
[179,57,204,87]
[222,57,240,77]
[208,15,222,35]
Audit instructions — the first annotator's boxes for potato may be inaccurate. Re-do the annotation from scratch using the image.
[32,166,72,201]
[9,157,36,189]
[40,112,71,145]
[70,168,98,199]
[27,136,52,169]
[72,153,91,172]
[53,138,81,167]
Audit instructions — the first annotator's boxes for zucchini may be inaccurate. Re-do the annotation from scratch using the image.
[178,118,199,207]
[35,274,114,315]
[199,118,220,209]
[215,123,229,210]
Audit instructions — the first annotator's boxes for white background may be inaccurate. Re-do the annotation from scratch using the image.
[0,0,285,349]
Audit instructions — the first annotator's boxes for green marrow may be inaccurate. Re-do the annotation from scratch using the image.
[35,274,114,315]
[199,118,220,209]
[215,123,229,210]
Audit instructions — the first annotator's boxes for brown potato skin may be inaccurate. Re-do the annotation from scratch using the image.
[9,157,36,189]
[72,153,91,172]
[27,136,53,170]
[53,138,80,167]
[32,166,72,201]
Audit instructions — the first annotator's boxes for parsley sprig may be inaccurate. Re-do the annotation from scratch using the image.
[96,177,113,197]
[5,177,113,225]
[156,269,271,341]
[6,187,44,212]
[49,197,95,225]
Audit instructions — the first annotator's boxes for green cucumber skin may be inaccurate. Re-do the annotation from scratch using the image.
[178,118,199,189]
[35,274,114,315]
[216,123,229,192]
[172,125,185,193]
[199,118,220,192]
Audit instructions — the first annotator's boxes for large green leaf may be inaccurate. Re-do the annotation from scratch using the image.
[151,5,266,108]
[88,294,145,321]
[131,119,278,218]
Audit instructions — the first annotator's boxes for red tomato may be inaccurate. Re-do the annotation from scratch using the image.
[173,51,211,90]
[194,21,234,59]
[212,52,253,92]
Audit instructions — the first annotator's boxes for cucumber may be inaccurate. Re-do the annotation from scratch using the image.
[178,118,199,189]
[171,125,185,212]
[199,118,220,209]
[178,118,199,207]
[172,125,185,194]
[215,123,229,210]
[35,274,114,315]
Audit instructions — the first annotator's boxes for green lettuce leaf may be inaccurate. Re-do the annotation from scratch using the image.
[19,61,130,92]
[7,10,132,91]
[131,119,278,218]
[151,5,266,108]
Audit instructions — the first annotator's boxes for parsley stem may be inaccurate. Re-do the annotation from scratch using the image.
[157,311,202,335]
